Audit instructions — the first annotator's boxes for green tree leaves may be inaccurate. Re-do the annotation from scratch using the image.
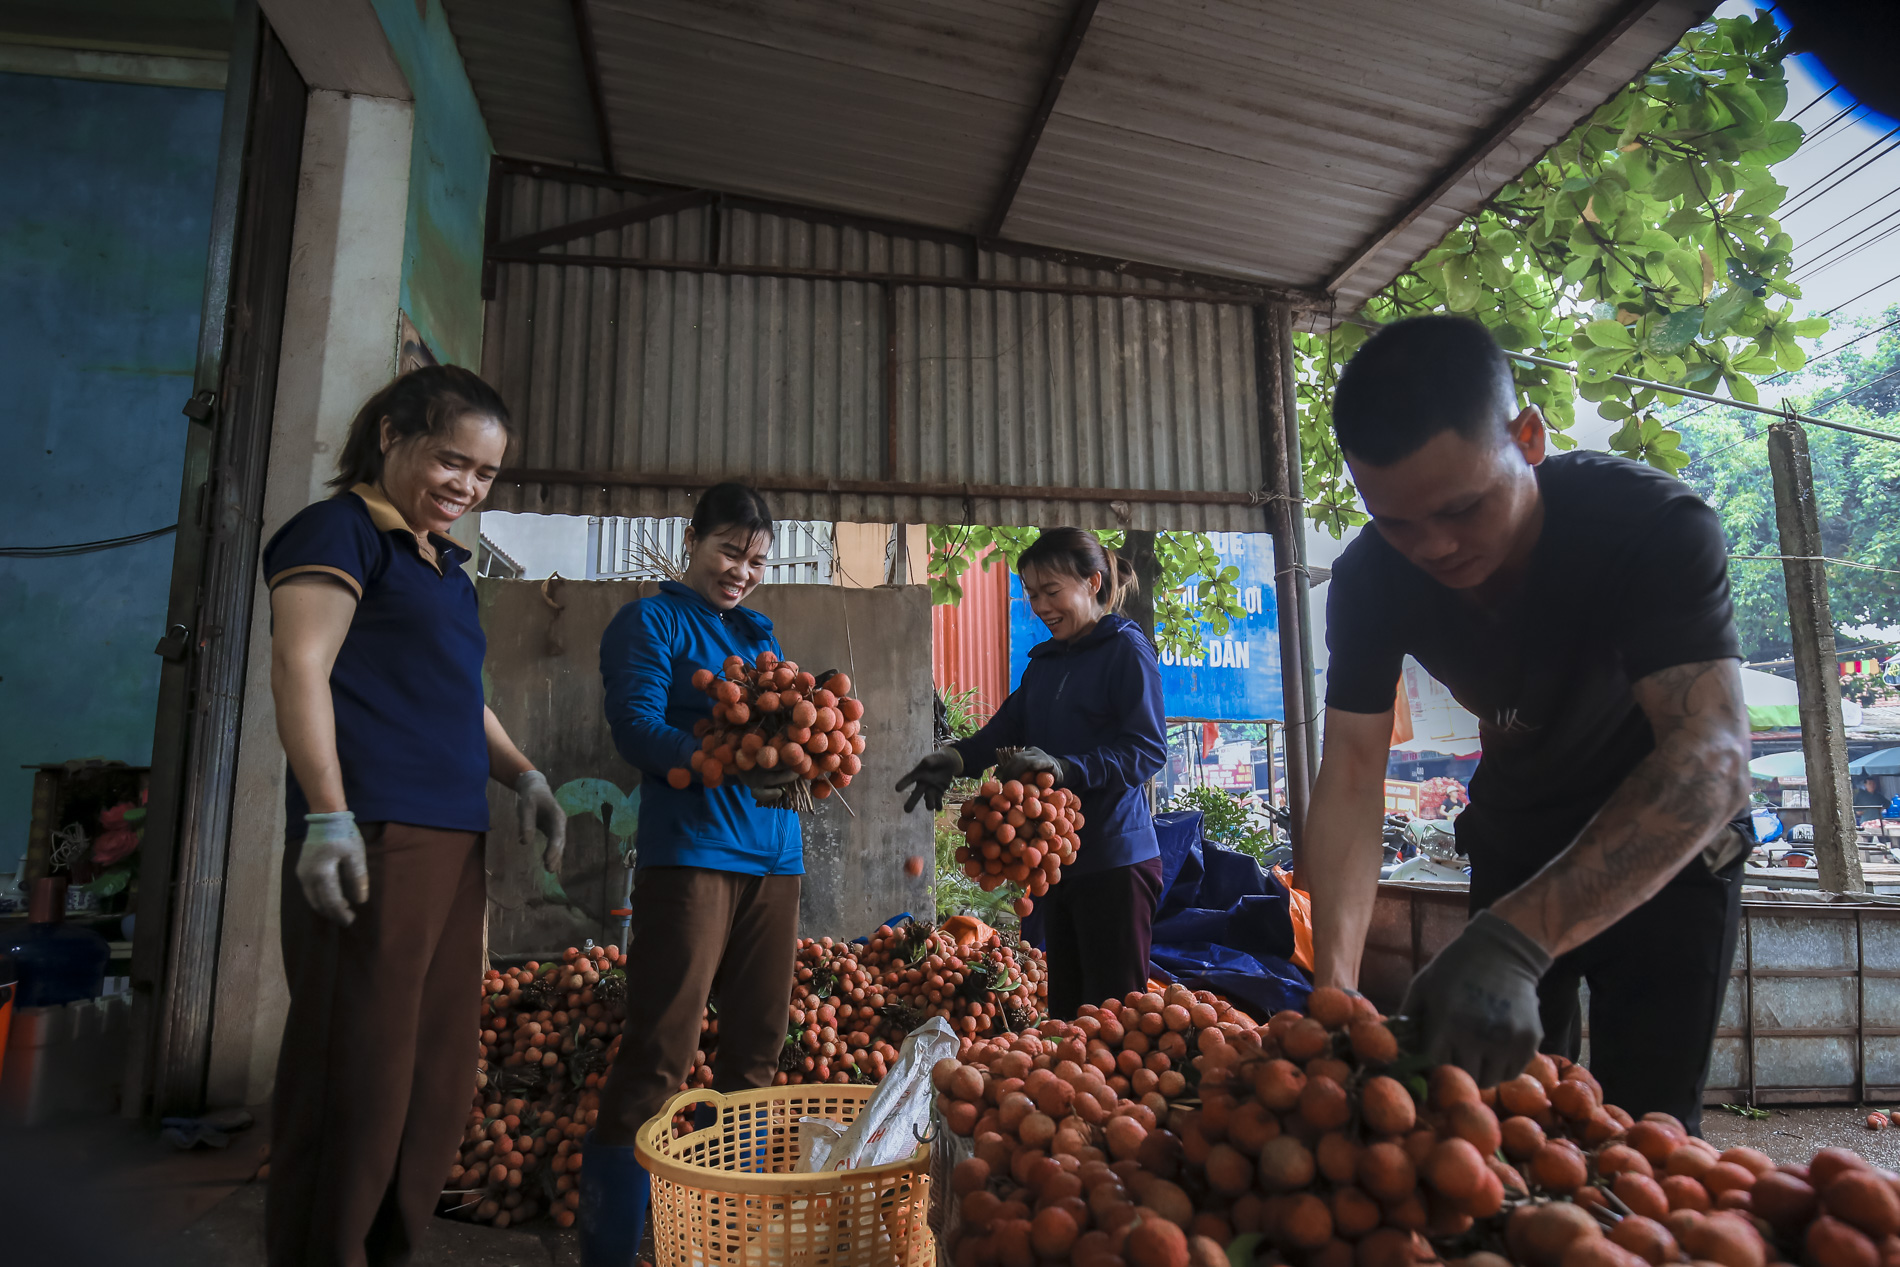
[1680,305,1900,665]
[1294,10,1820,534]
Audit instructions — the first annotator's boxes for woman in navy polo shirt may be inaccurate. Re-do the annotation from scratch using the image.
[579,483,802,1265]
[897,528,1167,1019]
[261,365,567,1267]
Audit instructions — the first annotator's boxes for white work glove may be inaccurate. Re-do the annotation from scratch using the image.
[298,811,368,926]
[516,770,568,873]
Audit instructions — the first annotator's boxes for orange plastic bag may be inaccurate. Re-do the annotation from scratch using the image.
[1272,866,1316,973]
[939,914,997,949]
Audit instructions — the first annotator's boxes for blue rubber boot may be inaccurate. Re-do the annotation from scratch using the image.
[578,1133,650,1267]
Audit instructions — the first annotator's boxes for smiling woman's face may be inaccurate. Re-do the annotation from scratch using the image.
[1021,563,1104,643]
[378,412,508,535]
[682,523,772,611]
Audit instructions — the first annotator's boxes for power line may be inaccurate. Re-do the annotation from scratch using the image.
[1747,639,1900,671]
[1782,123,1897,204]
[1686,428,1766,467]
[1818,271,1900,321]
[1731,554,1900,577]
[1798,244,1900,293]
[1795,101,1866,150]
[1794,222,1900,285]
[1671,314,1900,425]
[1811,364,1900,412]
[1682,367,1900,469]
[1791,203,1900,277]
[1786,184,1900,251]
[1781,129,1900,218]
[1507,350,1900,443]
[1787,82,1843,123]
[0,524,179,558]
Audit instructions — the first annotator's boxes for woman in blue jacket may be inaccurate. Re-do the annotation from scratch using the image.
[898,528,1167,1019]
[581,483,802,1266]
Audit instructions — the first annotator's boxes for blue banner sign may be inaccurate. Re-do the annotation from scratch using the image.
[1007,532,1283,722]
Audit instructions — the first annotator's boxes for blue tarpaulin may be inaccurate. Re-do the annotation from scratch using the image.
[1020,810,1311,1018]
[1149,811,1312,1017]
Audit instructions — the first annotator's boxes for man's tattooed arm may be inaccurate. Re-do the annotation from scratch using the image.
[1489,658,1752,958]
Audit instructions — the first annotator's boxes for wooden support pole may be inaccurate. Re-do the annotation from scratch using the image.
[1122,529,1159,649]
[1255,303,1315,867]
[1766,419,1866,894]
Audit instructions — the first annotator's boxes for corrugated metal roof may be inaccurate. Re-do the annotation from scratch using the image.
[480,168,1267,532]
[441,0,601,169]
[443,0,1709,304]
[584,0,1066,228]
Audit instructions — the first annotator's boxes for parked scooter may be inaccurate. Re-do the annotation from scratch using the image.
[1381,815,1468,882]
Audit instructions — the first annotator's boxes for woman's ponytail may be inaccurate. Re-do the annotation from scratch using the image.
[1106,553,1140,614]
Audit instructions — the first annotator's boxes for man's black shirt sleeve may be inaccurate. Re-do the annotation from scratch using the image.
[1324,540,1406,716]
[1608,499,1741,682]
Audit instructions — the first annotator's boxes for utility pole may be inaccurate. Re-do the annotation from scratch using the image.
[1766,420,1866,894]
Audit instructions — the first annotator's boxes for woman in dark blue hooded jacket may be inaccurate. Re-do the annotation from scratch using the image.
[898,529,1167,1017]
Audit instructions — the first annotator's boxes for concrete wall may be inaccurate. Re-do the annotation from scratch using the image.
[478,579,936,958]
[0,71,224,877]
[204,87,415,1107]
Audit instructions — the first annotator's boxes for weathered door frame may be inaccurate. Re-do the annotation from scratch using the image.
[129,0,308,1120]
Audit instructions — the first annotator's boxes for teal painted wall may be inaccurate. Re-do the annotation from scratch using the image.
[371,0,492,369]
[0,72,224,876]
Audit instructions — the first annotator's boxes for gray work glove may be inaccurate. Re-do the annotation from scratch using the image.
[1400,909,1551,1088]
[996,746,1072,787]
[298,811,368,926]
[739,764,803,808]
[896,749,962,813]
[515,770,568,873]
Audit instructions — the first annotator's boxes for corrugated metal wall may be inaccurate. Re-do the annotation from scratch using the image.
[932,549,1011,721]
[482,169,1266,533]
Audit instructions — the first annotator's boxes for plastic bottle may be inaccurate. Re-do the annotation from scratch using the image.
[2,878,109,1007]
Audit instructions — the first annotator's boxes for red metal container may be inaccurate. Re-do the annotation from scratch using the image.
[931,550,1010,721]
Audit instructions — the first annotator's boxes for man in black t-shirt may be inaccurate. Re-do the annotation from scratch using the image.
[1309,316,1752,1130]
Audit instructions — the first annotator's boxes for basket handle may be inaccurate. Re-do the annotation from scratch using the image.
[656,1086,729,1126]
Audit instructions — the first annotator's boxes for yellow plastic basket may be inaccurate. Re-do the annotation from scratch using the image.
[634,1086,936,1267]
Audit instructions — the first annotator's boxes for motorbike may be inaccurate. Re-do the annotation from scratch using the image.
[1380,814,1469,883]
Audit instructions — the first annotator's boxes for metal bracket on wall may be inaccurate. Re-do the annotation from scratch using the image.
[181,390,216,424]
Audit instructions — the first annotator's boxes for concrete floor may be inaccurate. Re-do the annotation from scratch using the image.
[2,1105,579,1265]
[1702,1102,1900,1168]
[176,1183,581,1266]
